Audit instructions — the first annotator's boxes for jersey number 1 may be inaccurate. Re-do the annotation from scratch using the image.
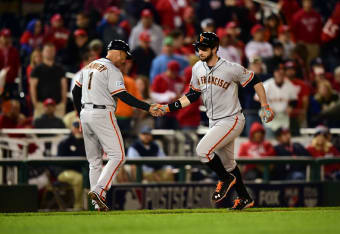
[88,72,93,90]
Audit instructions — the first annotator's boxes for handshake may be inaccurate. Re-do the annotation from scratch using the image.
[148,104,169,117]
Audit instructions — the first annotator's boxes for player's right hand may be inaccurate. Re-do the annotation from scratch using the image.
[149,104,166,117]
[260,104,275,123]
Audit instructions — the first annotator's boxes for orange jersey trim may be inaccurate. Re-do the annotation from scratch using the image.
[75,81,82,87]
[190,85,201,92]
[241,72,254,87]
[110,88,126,95]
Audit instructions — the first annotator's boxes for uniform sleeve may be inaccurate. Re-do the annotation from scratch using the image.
[74,70,83,88]
[189,66,201,92]
[108,69,127,96]
[232,63,255,87]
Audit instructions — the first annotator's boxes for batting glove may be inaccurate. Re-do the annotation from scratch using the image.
[260,104,275,123]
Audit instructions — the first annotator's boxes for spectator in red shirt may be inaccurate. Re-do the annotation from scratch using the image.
[155,0,185,33]
[20,19,44,56]
[151,60,184,129]
[278,0,300,26]
[321,1,340,43]
[171,29,194,55]
[307,126,340,180]
[176,56,201,130]
[0,29,20,98]
[238,122,275,180]
[284,60,310,135]
[225,22,245,64]
[0,99,26,129]
[290,0,323,64]
[44,14,70,52]
[179,7,199,50]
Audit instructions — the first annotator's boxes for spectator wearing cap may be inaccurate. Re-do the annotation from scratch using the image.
[20,19,44,57]
[97,6,127,47]
[224,22,245,64]
[272,127,311,180]
[33,98,65,129]
[74,12,97,40]
[290,0,323,65]
[238,122,275,180]
[131,31,156,77]
[284,60,310,134]
[126,126,173,182]
[30,43,67,118]
[0,28,20,98]
[151,60,184,129]
[63,29,89,71]
[129,9,164,55]
[155,0,185,33]
[277,25,295,59]
[240,56,271,137]
[200,18,215,33]
[44,14,70,52]
[57,120,85,209]
[307,126,340,180]
[149,36,189,82]
[245,24,273,61]
[255,63,298,138]
[263,41,285,76]
[216,28,241,64]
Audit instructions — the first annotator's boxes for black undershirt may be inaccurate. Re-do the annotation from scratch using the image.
[114,91,150,111]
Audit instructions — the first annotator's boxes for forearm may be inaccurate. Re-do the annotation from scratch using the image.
[29,79,38,105]
[166,88,201,112]
[115,91,150,111]
[72,85,82,114]
[254,82,269,107]
[61,78,67,103]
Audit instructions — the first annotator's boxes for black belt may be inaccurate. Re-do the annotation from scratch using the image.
[82,104,106,109]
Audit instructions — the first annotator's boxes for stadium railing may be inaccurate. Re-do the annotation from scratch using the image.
[1,156,340,187]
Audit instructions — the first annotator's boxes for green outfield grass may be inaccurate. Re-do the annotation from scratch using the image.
[1,207,339,234]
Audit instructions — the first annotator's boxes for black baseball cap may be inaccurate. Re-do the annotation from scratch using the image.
[107,40,132,59]
[193,32,219,51]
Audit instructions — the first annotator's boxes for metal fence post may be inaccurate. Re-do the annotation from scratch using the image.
[263,164,270,183]
[136,165,143,182]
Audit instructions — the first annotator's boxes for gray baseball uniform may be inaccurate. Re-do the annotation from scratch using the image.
[190,58,254,171]
[75,58,126,199]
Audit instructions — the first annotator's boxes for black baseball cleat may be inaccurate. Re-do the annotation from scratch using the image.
[88,191,109,211]
[230,198,254,210]
[212,174,236,203]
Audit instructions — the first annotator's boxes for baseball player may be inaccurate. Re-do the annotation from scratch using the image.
[156,32,275,210]
[72,40,162,211]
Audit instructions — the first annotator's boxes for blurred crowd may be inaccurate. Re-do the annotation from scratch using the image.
[1,0,340,188]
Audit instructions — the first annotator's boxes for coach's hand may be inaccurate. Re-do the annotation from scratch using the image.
[149,104,166,117]
[260,104,275,123]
